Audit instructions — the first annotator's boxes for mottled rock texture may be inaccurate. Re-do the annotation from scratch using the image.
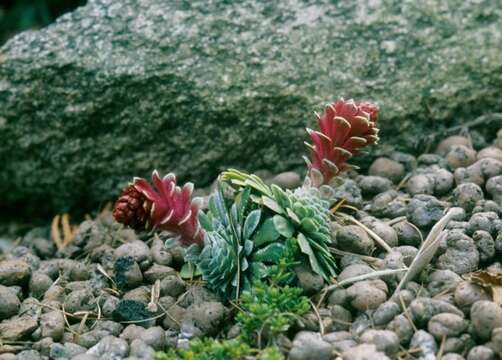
[0,0,501,215]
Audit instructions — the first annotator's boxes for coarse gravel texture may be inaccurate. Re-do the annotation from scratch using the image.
[0,130,501,359]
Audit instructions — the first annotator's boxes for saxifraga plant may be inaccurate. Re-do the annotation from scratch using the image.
[113,98,379,298]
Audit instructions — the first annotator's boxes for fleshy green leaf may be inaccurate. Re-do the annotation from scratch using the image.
[300,218,319,233]
[249,262,268,279]
[251,243,285,263]
[243,209,261,240]
[296,233,325,278]
[262,196,285,214]
[253,217,281,246]
[273,215,295,238]
[198,211,213,231]
[244,239,254,256]
[180,262,197,279]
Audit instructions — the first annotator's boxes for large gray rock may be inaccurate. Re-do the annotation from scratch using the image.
[1,0,501,215]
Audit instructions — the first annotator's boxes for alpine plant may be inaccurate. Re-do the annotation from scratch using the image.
[188,185,286,299]
[113,170,204,247]
[305,99,379,186]
[221,169,337,282]
[113,98,379,300]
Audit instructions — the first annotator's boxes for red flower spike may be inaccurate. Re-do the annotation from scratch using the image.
[113,170,204,247]
[305,99,379,185]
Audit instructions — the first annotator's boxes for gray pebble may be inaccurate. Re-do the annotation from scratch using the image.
[178,285,220,308]
[114,241,152,270]
[150,238,173,266]
[14,351,41,360]
[140,326,166,351]
[361,217,398,248]
[392,221,422,247]
[406,174,434,195]
[436,136,471,156]
[428,313,467,339]
[159,274,186,298]
[71,355,97,360]
[347,280,388,311]
[32,238,56,259]
[351,313,371,338]
[386,314,413,345]
[40,311,65,341]
[455,158,502,186]
[467,212,500,237]
[427,270,462,296]
[478,146,502,162]
[94,321,123,337]
[467,346,495,360]
[329,305,352,331]
[0,259,31,286]
[49,343,86,359]
[453,183,484,213]
[360,329,400,356]
[410,330,437,359]
[162,304,186,331]
[289,331,333,360]
[373,301,401,326]
[0,316,38,340]
[270,171,302,189]
[342,343,390,360]
[294,264,324,295]
[64,289,96,314]
[129,339,155,359]
[143,264,175,283]
[454,281,490,312]
[358,176,393,197]
[447,145,477,169]
[441,354,465,360]
[86,336,129,360]
[490,327,502,354]
[29,273,53,298]
[102,296,120,318]
[470,300,502,339]
[437,230,479,275]
[370,190,408,218]
[473,230,496,262]
[394,246,418,266]
[336,225,375,255]
[0,285,20,320]
[486,175,502,202]
[331,178,363,208]
[369,158,405,184]
[184,301,226,336]
[407,195,447,228]
[408,297,463,328]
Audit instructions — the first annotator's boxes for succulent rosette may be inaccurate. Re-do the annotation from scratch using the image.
[113,170,204,247]
[305,99,379,185]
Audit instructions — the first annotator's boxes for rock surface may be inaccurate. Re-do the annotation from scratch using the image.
[1,0,501,215]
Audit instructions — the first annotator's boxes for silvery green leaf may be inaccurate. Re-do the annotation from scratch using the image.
[262,196,285,214]
[164,237,179,249]
[198,211,213,231]
[237,187,251,221]
[250,262,268,279]
[301,218,319,233]
[253,217,280,246]
[180,262,197,279]
[273,215,294,238]
[243,209,261,240]
[241,257,249,271]
[297,233,325,278]
[286,208,301,224]
[251,243,285,263]
[244,239,254,256]
[184,244,200,262]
